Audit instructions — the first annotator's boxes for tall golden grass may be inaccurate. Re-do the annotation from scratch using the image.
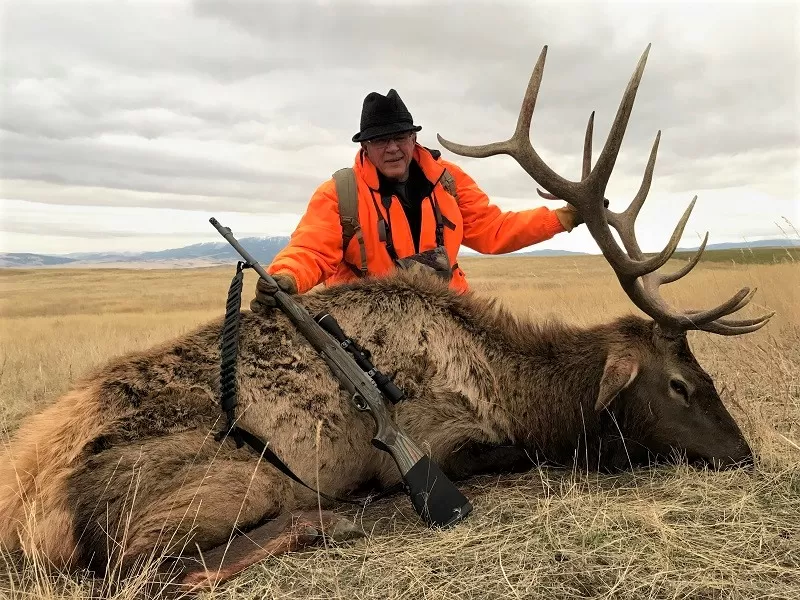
[1,254,799,599]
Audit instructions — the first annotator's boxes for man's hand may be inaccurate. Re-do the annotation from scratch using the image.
[553,198,610,232]
[554,203,582,232]
[250,273,298,313]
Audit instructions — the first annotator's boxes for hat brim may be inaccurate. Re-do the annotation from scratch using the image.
[352,123,422,143]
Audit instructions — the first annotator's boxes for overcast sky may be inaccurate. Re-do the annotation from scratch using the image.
[1,0,798,256]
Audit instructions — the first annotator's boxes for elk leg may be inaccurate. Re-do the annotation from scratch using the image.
[171,509,351,593]
[442,441,536,480]
[69,430,302,574]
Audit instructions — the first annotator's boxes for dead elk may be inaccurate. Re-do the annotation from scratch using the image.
[0,44,772,592]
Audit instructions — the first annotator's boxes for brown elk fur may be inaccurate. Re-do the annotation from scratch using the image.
[0,270,751,575]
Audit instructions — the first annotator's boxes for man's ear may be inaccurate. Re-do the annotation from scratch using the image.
[596,350,640,412]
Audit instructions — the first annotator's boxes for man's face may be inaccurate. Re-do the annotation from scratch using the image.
[363,131,416,180]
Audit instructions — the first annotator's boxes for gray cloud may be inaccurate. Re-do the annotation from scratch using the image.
[2,219,205,240]
[0,130,320,203]
[0,0,797,253]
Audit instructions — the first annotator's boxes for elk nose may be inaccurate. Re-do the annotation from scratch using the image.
[737,441,755,468]
[714,442,754,470]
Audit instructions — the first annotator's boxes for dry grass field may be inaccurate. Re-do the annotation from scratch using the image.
[1,252,799,599]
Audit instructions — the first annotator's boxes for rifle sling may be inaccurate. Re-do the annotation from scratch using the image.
[217,262,403,509]
[221,425,403,507]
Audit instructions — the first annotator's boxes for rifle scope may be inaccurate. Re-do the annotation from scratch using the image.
[315,312,405,404]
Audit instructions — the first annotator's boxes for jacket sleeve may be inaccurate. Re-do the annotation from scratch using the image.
[266,179,344,294]
[444,160,567,254]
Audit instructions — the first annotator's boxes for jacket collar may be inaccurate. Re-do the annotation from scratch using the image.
[353,143,446,191]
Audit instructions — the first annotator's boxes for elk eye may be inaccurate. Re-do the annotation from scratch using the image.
[670,379,689,402]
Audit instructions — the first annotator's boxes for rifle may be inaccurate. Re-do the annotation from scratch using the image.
[209,217,473,528]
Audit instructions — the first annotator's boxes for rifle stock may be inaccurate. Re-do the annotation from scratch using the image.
[209,217,472,528]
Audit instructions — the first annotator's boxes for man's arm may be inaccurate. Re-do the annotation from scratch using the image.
[443,160,571,255]
[267,179,345,294]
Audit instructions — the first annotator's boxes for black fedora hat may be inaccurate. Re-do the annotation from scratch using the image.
[352,89,422,143]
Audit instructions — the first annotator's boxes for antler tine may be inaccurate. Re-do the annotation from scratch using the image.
[657,232,709,284]
[606,195,697,280]
[686,304,775,327]
[536,189,561,200]
[680,286,770,327]
[588,44,651,197]
[625,246,775,335]
[536,110,596,200]
[699,311,775,329]
[698,315,774,336]
[437,45,576,201]
[681,287,756,326]
[622,277,751,335]
[639,261,774,335]
[624,130,661,224]
[602,130,665,263]
[582,110,594,179]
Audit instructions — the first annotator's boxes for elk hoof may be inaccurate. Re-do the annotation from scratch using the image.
[301,525,320,538]
[327,519,366,543]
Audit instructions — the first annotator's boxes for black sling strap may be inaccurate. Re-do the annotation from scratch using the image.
[371,191,400,262]
[217,263,402,508]
[219,424,403,506]
[217,260,249,449]
[430,191,457,248]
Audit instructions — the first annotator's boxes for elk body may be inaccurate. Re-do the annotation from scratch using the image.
[0,44,772,591]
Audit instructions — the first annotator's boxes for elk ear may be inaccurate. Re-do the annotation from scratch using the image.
[596,352,640,412]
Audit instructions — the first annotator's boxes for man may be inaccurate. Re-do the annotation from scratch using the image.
[251,88,583,311]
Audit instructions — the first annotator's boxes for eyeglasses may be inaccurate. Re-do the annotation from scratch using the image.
[366,132,415,150]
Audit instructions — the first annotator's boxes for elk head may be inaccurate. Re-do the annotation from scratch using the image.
[437,44,774,469]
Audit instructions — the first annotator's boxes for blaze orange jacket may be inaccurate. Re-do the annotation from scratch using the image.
[267,144,566,294]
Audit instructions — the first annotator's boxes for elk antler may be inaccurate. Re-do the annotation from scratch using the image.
[535,111,594,200]
[437,45,774,337]
[536,113,609,207]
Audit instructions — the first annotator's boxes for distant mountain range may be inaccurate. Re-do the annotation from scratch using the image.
[1,237,798,268]
[677,239,800,251]
[0,237,291,268]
